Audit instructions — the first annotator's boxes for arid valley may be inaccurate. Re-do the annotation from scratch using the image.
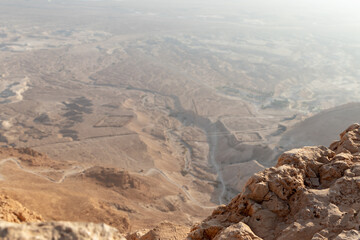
[0,0,360,239]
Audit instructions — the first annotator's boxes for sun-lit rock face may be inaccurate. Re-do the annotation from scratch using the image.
[188,123,360,240]
[0,194,43,223]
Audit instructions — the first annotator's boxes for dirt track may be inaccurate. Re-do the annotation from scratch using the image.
[0,157,89,184]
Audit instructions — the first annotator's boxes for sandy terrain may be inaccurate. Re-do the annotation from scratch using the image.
[0,148,210,232]
[0,0,360,232]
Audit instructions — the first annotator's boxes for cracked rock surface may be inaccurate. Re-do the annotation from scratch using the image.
[188,123,360,240]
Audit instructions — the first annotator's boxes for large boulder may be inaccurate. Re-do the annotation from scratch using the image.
[0,221,126,240]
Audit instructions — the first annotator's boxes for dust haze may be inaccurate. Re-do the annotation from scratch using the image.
[0,0,360,231]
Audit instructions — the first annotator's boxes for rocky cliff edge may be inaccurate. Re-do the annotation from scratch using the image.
[188,123,360,240]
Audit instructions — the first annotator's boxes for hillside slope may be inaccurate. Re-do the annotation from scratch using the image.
[3,124,360,239]
[279,103,360,149]
[0,147,209,234]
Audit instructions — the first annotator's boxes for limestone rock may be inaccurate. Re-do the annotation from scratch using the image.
[0,195,43,223]
[0,221,126,240]
[213,222,261,240]
[334,230,360,240]
[187,123,360,240]
[127,222,189,240]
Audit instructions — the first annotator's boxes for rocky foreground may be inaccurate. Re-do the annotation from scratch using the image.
[188,123,360,239]
[0,194,188,240]
[3,124,360,239]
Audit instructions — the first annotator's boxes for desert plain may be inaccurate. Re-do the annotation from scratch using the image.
[0,0,360,234]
